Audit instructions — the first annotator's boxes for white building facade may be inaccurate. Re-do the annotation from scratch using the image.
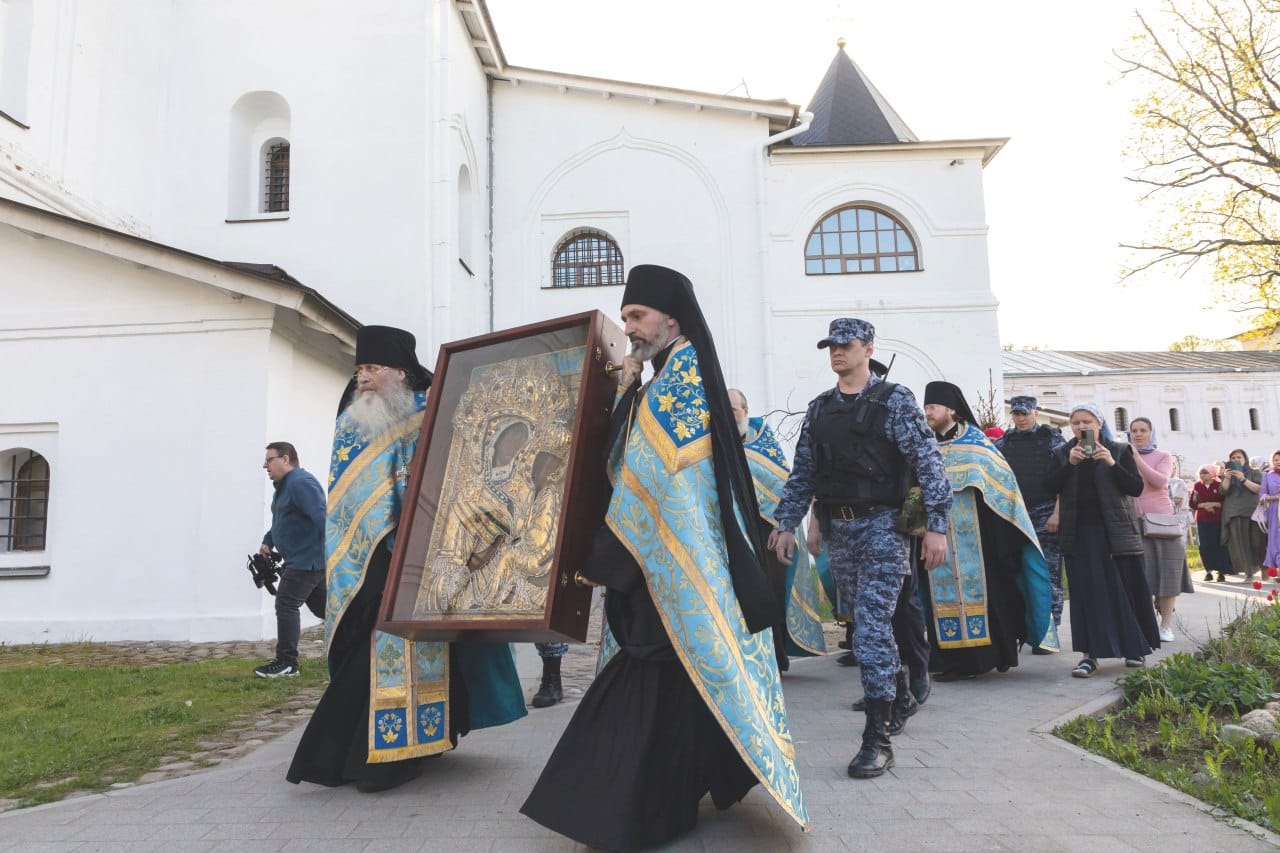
[0,1,1008,641]
[1003,350,1280,473]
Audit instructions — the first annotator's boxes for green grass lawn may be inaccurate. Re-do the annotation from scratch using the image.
[1058,597,1280,833]
[0,646,325,808]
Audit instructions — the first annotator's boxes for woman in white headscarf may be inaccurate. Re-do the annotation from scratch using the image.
[1127,417,1193,643]
[1046,404,1160,678]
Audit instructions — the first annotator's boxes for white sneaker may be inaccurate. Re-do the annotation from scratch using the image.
[1158,625,1174,643]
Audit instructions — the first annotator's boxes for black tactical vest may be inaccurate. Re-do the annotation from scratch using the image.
[1000,427,1055,508]
[810,382,909,506]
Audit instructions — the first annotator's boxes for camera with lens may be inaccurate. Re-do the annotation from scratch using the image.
[247,551,284,596]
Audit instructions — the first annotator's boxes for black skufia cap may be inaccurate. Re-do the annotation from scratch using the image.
[355,325,433,390]
[336,325,433,416]
[924,380,977,426]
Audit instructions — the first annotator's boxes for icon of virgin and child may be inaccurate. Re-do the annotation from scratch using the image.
[412,350,581,619]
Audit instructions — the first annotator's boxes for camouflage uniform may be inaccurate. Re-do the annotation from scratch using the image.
[775,376,950,701]
[535,642,568,658]
[995,402,1066,628]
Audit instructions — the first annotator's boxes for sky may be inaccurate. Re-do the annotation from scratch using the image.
[485,0,1248,351]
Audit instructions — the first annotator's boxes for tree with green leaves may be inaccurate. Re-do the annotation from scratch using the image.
[1119,0,1280,333]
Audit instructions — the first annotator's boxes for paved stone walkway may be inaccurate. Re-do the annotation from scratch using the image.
[1,582,1278,851]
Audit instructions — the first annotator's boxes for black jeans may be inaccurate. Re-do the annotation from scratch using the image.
[275,567,326,666]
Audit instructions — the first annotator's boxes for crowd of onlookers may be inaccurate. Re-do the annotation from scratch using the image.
[1001,400,1280,680]
[1184,449,1280,583]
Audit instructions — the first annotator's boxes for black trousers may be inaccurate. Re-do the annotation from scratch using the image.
[896,561,929,681]
[274,568,325,666]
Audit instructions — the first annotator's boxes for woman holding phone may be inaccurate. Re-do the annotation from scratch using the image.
[1127,417,1194,642]
[1046,403,1160,678]
[1221,448,1266,580]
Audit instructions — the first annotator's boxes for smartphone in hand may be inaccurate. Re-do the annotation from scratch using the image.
[1080,428,1097,457]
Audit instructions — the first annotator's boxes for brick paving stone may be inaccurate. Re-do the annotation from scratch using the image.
[2,587,1279,851]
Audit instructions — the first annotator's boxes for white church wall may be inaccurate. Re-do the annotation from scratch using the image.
[492,81,770,383]
[0,1,449,341]
[147,1,434,339]
[0,225,347,643]
[764,148,1003,419]
[442,0,493,344]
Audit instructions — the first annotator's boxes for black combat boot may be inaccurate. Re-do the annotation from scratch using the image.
[848,698,894,778]
[887,668,919,736]
[531,656,563,708]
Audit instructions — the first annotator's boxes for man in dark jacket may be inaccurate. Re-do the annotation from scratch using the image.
[256,441,326,678]
[995,396,1066,632]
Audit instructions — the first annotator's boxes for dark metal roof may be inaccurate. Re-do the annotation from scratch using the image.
[789,44,917,147]
[1002,350,1280,376]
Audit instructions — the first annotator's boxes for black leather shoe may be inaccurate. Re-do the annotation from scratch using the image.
[887,669,919,736]
[848,699,894,779]
[909,673,930,705]
[934,671,975,682]
[851,695,867,712]
[836,651,858,667]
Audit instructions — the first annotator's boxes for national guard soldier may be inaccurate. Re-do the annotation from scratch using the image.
[770,318,951,779]
[995,395,1067,633]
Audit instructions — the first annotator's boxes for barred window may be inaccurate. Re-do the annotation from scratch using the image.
[804,205,918,275]
[1250,407,1261,430]
[1211,407,1223,431]
[263,139,290,213]
[551,229,624,288]
[1168,408,1181,432]
[1,449,48,552]
[1113,408,1129,432]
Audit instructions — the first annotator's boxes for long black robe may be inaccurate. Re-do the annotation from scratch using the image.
[519,529,757,851]
[919,491,1029,677]
[286,541,471,790]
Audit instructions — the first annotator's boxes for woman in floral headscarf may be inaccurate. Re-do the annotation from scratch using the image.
[1046,404,1160,678]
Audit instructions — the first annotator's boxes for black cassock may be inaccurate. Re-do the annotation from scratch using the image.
[519,529,757,851]
[285,542,471,791]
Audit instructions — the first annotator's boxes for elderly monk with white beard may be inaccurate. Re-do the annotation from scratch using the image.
[287,325,526,793]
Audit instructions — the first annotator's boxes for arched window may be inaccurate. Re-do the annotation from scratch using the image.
[262,139,290,212]
[1211,408,1223,431]
[1113,408,1129,432]
[457,164,473,272]
[1249,408,1261,430]
[227,91,291,219]
[1,448,48,552]
[1168,408,1181,432]
[804,205,918,275]
[551,229,624,288]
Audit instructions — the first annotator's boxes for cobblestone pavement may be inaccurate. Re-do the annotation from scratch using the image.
[2,582,1278,851]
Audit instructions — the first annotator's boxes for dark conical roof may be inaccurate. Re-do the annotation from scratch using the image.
[790,42,917,146]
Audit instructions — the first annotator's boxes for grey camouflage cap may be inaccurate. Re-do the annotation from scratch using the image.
[817,317,875,349]
[1010,395,1037,413]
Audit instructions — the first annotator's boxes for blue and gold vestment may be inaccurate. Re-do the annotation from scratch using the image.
[930,423,1059,653]
[743,417,828,657]
[326,390,526,764]
[602,340,808,830]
